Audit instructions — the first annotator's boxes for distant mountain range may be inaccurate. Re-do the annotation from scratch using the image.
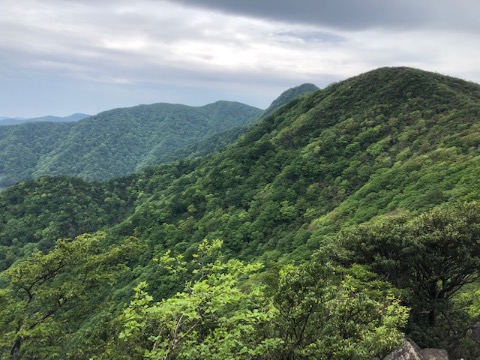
[0,83,317,188]
[0,113,90,126]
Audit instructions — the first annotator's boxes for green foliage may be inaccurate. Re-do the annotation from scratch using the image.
[114,241,408,360]
[442,284,480,360]
[116,240,281,359]
[0,232,140,359]
[0,176,136,270]
[335,202,480,352]
[269,261,408,359]
[0,101,262,188]
[458,287,480,319]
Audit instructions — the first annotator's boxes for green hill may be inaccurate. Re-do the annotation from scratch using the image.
[0,101,262,188]
[159,83,320,164]
[116,66,480,260]
[1,67,479,359]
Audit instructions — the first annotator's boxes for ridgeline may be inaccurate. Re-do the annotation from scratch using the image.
[1,67,479,359]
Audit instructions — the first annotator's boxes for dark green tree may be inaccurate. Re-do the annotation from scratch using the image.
[269,260,408,359]
[336,202,480,347]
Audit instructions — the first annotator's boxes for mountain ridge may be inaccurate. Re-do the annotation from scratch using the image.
[0,101,263,188]
[0,83,318,189]
[0,113,90,126]
[1,67,479,358]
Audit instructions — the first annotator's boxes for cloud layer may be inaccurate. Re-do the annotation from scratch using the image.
[1,0,480,116]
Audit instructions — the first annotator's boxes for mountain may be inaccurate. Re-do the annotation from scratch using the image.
[0,84,318,189]
[2,66,480,281]
[112,66,480,259]
[0,101,262,188]
[0,113,89,126]
[262,82,319,117]
[1,67,480,358]
[161,83,321,164]
[3,65,480,267]
[33,101,263,181]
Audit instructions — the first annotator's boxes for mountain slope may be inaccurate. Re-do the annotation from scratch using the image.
[118,66,480,259]
[3,66,480,260]
[0,122,75,187]
[1,67,480,357]
[0,101,262,187]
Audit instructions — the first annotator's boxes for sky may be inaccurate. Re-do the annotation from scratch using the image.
[1,0,480,118]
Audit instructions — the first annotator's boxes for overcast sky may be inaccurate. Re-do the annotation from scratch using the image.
[1,0,480,117]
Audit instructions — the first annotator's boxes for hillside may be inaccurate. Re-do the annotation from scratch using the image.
[161,83,321,163]
[1,67,480,358]
[116,66,480,260]
[0,101,262,188]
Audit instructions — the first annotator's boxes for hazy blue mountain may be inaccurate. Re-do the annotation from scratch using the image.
[0,113,90,126]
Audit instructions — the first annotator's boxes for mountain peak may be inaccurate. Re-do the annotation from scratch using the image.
[263,83,319,117]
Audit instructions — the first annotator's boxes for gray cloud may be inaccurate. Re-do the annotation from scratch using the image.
[174,0,480,32]
[274,30,344,44]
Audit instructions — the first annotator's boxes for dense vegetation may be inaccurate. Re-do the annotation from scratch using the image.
[0,84,319,189]
[1,67,480,359]
[164,84,320,164]
[0,101,262,188]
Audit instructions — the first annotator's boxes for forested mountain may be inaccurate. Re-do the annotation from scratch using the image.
[0,113,89,126]
[162,83,320,164]
[262,82,319,117]
[0,101,262,188]
[1,67,480,359]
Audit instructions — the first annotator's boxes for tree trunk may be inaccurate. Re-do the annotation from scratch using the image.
[428,307,435,327]
[10,337,22,360]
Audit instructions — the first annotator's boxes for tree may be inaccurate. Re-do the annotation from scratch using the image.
[116,239,282,360]
[269,260,408,359]
[114,239,408,360]
[0,232,140,359]
[335,202,480,346]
